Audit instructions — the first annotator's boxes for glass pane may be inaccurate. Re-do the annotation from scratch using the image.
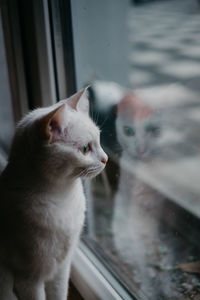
[72,0,200,298]
[0,11,15,156]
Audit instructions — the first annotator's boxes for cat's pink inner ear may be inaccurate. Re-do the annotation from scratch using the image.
[67,87,89,114]
[47,104,67,142]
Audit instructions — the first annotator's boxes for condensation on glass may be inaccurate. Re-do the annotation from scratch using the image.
[72,0,200,298]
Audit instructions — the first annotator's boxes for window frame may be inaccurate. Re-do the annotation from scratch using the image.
[1,0,57,112]
[1,0,29,122]
[71,243,135,300]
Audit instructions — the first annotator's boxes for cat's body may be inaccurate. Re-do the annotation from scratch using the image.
[0,89,107,300]
[0,170,85,300]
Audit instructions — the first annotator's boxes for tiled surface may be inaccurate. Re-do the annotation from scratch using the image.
[129,0,200,92]
[161,61,200,78]
[130,51,171,65]
[180,45,200,58]
[128,0,200,215]
[135,83,198,109]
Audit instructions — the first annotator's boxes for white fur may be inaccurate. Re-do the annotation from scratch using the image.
[112,98,176,298]
[0,90,107,300]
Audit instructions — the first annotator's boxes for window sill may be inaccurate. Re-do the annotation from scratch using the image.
[71,243,129,300]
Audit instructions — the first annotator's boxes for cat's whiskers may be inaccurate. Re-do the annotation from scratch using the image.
[78,165,102,178]
[99,114,110,130]
[75,168,86,177]
[94,111,100,126]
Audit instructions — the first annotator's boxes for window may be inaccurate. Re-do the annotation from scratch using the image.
[0,11,15,155]
[70,0,200,299]
[2,0,200,299]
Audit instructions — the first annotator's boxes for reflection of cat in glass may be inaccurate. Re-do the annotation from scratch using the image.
[112,93,168,297]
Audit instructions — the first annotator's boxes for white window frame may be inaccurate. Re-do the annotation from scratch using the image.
[71,243,135,300]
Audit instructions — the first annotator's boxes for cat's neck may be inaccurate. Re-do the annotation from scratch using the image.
[119,151,139,174]
[1,158,79,195]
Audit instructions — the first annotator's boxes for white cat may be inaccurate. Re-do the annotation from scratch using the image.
[112,93,168,298]
[0,88,107,300]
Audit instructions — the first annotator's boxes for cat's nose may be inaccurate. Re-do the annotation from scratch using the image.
[101,157,108,165]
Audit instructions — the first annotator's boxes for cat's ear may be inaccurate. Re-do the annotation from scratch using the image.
[40,104,67,142]
[67,87,89,114]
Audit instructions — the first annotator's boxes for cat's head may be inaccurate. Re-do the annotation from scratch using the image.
[116,93,162,161]
[11,88,107,180]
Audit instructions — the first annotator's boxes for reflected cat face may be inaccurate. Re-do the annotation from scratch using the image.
[116,93,162,161]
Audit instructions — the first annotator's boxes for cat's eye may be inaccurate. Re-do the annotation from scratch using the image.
[145,124,160,137]
[80,143,91,155]
[123,126,135,136]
